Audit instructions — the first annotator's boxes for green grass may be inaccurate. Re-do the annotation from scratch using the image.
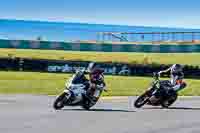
[0,71,200,96]
[1,48,200,66]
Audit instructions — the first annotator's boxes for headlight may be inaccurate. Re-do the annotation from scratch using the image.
[65,82,69,88]
[65,79,72,88]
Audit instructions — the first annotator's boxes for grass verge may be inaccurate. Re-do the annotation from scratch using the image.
[0,71,199,96]
[0,48,200,66]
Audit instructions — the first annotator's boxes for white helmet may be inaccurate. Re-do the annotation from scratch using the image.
[87,62,96,72]
[171,64,183,73]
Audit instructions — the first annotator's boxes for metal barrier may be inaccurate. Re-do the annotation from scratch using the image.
[0,39,200,52]
[97,32,200,43]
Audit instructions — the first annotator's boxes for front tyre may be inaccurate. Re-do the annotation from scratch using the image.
[53,92,67,110]
[134,92,150,108]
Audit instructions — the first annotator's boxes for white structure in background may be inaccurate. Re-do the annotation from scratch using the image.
[47,64,85,72]
[118,65,131,75]
[47,64,131,76]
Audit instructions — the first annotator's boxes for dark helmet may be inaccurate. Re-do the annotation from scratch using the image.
[171,64,183,73]
[89,68,104,83]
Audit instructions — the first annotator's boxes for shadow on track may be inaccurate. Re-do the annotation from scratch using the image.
[63,108,135,112]
[168,107,200,110]
[142,106,200,110]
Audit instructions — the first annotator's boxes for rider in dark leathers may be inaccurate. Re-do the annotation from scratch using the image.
[149,64,187,105]
[158,64,187,92]
[85,62,106,101]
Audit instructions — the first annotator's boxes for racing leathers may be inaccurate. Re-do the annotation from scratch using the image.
[86,68,106,100]
[75,68,105,103]
[158,64,187,92]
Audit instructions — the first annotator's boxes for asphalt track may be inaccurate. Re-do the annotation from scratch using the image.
[0,95,200,133]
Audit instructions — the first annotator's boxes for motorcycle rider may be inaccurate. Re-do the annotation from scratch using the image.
[158,64,187,93]
[83,62,106,102]
[67,62,106,103]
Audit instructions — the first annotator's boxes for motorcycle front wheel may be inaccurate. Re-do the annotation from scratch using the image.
[134,91,151,108]
[53,92,68,110]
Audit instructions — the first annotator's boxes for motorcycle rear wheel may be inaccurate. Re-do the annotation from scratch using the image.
[82,100,93,110]
[161,94,178,108]
[82,104,91,110]
[82,96,98,110]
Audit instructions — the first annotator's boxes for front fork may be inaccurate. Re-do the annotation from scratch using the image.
[62,89,73,104]
[146,87,160,104]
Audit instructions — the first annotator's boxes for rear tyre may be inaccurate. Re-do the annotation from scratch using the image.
[82,104,91,110]
[82,100,93,110]
[161,94,178,108]
[82,96,97,110]
[53,92,67,110]
[134,92,150,108]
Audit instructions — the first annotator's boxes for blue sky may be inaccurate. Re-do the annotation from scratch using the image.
[0,0,200,28]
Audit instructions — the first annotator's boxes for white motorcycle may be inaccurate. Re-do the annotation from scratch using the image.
[53,68,106,110]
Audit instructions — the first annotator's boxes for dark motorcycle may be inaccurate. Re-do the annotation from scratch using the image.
[134,73,178,108]
[53,68,106,110]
